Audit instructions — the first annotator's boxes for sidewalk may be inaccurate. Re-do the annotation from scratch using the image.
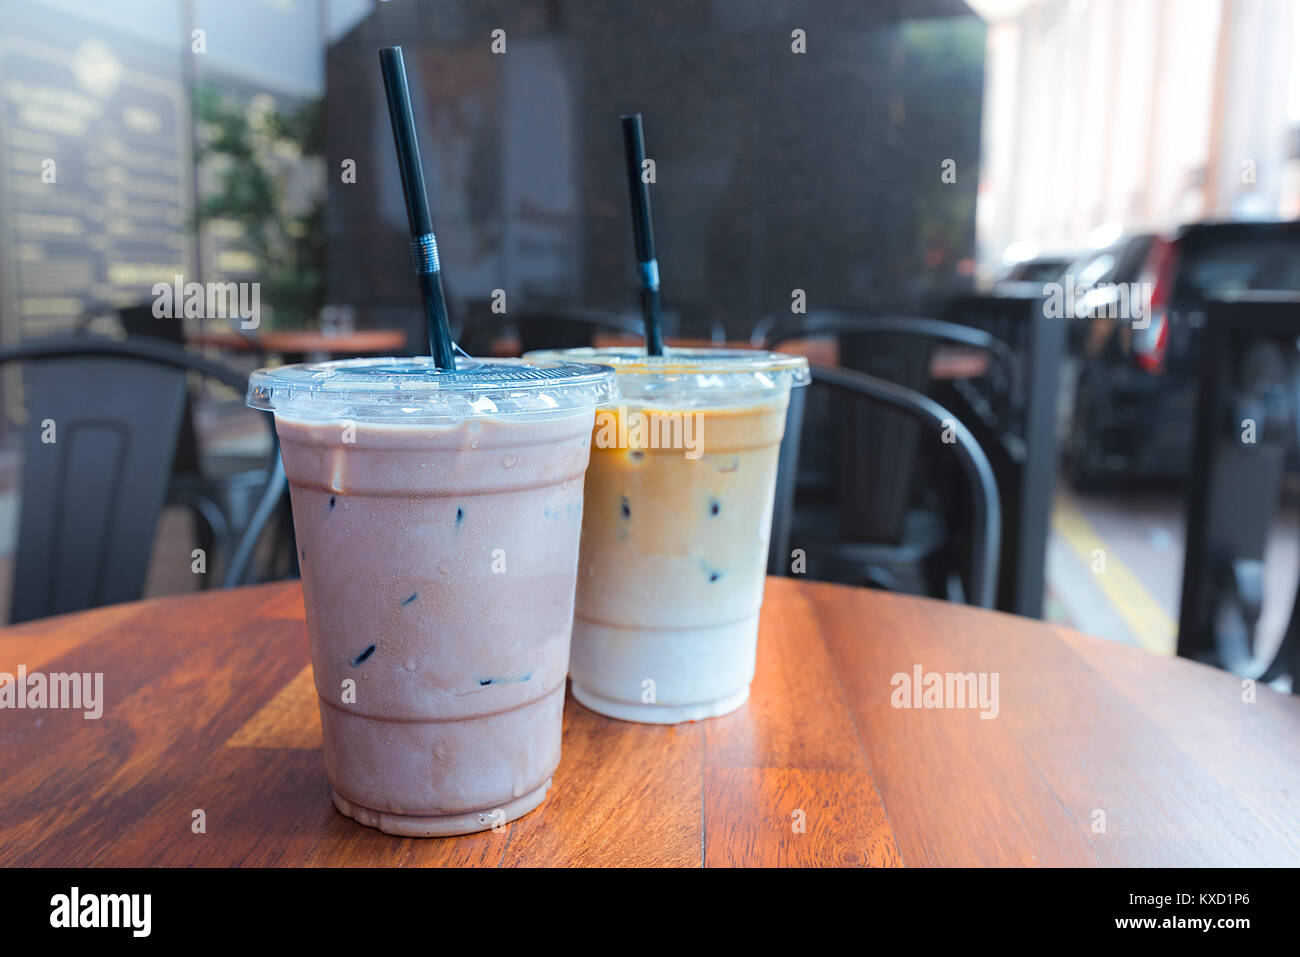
[1045,481,1299,661]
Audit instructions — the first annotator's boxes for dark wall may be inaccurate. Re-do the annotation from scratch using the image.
[324,0,985,346]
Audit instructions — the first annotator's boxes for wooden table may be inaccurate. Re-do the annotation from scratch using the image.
[189,329,407,360]
[2,578,1297,866]
[490,334,990,380]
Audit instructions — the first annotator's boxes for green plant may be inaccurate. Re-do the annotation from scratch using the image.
[192,85,324,329]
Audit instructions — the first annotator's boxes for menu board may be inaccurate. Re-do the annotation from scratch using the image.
[0,13,194,420]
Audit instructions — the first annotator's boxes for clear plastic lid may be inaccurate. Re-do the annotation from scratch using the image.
[524,347,810,406]
[246,355,619,422]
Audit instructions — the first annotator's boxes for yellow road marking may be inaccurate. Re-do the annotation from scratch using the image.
[1051,494,1177,655]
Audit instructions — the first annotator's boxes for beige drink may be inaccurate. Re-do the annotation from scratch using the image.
[247,356,617,835]
[527,348,808,723]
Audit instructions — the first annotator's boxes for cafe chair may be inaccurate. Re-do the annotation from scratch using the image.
[115,304,274,587]
[752,310,1016,378]
[0,336,286,623]
[758,312,1009,607]
[771,363,1001,609]
[933,291,1065,618]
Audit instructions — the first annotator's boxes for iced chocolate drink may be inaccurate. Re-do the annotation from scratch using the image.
[247,356,617,835]
[526,348,808,723]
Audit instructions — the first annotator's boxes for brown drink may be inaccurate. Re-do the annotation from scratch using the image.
[248,356,617,835]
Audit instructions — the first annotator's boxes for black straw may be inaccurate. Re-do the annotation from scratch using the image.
[379,46,456,369]
[620,113,665,356]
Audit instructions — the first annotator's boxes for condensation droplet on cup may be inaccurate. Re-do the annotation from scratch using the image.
[471,441,478,449]
[501,454,518,469]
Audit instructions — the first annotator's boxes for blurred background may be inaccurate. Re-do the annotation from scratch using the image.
[0,0,1296,686]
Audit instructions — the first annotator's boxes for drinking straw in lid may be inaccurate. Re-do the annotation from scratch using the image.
[378,45,457,369]
[620,113,665,356]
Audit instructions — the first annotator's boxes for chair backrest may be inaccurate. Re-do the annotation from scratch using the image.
[939,294,1036,430]
[758,312,1015,385]
[0,337,276,623]
[119,302,186,346]
[118,301,204,474]
[780,363,1001,608]
[838,332,931,542]
[759,311,1011,545]
[936,291,1060,617]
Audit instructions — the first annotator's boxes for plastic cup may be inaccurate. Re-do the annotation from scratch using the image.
[525,347,809,723]
[247,355,618,836]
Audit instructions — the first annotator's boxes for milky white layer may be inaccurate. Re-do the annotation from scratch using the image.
[570,615,759,723]
[569,398,788,723]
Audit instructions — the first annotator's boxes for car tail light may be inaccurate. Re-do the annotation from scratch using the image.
[1134,236,1179,373]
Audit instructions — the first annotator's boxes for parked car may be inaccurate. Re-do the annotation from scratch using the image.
[1059,232,1157,354]
[993,251,1074,287]
[1068,220,1300,488]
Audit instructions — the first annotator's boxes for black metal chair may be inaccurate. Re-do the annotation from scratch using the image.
[770,363,1000,607]
[935,291,1064,618]
[752,311,1017,380]
[757,312,1009,604]
[1177,296,1300,689]
[0,336,286,623]
[116,304,272,585]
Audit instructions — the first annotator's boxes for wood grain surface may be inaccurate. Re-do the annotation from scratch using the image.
[188,329,406,356]
[487,334,990,380]
[1,578,1297,867]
